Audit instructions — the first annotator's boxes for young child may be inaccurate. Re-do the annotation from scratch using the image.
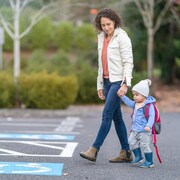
[118,79,155,168]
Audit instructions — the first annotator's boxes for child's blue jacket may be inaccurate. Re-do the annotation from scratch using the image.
[121,95,156,133]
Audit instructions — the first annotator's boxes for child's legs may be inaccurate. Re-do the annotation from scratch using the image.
[139,132,152,153]
[128,131,140,150]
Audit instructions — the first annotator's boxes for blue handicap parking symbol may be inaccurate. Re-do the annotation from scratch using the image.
[0,162,64,176]
[0,133,75,140]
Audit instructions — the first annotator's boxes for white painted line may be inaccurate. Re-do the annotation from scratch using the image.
[59,142,78,157]
[0,140,74,143]
[0,116,83,136]
[0,141,78,157]
[0,122,83,128]
[1,131,80,135]
[0,148,27,155]
[0,154,69,157]
[19,141,64,150]
[0,123,60,127]
[54,116,83,133]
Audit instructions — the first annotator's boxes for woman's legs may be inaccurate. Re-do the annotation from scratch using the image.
[92,80,126,150]
[113,106,130,150]
[80,79,131,162]
[109,107,132,163]
[80,79,113,161]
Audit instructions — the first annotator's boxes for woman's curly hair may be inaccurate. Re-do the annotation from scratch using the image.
[94,8,122,32]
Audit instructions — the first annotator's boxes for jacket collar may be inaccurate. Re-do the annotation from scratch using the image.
[98,28,121,39]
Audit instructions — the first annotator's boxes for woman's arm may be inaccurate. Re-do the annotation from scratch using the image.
[118,31,134,87]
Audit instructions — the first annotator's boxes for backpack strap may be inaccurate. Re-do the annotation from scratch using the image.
[143,103,151,120]
[152,128,162,163]
[153,102,161,123]
[143,102,162,163]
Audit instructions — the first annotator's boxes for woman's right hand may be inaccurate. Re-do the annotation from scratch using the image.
[98,89,105,100]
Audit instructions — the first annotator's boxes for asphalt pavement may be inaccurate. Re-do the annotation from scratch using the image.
[0,105,179,180]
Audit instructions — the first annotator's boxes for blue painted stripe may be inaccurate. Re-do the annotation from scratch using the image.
[0,133,75,140]
[0,162,63,176]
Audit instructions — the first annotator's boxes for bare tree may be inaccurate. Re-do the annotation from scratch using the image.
[134,0,173,79]
[0,0,58,84]
[171,0,180,28]
[0,0,104,84]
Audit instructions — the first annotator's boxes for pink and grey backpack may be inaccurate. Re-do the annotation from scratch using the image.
[143,102,162,163]
[143,102,161,135]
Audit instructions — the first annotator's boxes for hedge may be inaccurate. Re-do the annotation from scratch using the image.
[19,72,78,109]
[0,72,16,108]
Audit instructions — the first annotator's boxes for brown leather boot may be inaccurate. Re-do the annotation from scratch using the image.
[109,150,133,163]
[80,147,98,162]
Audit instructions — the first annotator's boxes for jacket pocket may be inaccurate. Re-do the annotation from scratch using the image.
[108,45,120,57]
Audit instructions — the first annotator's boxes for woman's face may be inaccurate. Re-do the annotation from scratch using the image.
[100,17,115,37]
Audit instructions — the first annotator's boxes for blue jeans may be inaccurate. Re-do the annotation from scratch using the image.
[92,79,130,151]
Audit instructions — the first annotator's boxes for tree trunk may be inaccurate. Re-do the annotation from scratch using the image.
[13,0,21,107]
[14,37,20,84]
[166,21,175,84]
[13,0,20,84]
[147,28,154,80]
[14,36,21,107]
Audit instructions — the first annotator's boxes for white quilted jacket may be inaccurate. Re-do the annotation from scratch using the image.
[97,28,134,90]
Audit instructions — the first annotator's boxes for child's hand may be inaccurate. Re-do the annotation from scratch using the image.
[144,126,151,132]
[117,84,127,97]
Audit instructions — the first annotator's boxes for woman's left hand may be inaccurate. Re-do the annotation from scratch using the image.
[117,84,128,97]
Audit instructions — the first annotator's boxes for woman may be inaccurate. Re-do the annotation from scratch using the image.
[80,8,134,163]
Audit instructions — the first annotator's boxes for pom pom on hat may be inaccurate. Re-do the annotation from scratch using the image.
[146,79,152,86]
[132,79,151,97]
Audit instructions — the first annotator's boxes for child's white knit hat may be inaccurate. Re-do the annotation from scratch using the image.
[132,79,152,97]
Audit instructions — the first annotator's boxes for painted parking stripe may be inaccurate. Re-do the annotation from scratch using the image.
[0,133,75,140]
[0,162,63,176]
[0,141,78,157]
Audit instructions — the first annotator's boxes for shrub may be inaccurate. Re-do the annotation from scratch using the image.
[3,32,13,51]
[22,17,53,50]
[24,49,72,76]
[1,7,13,51]
[19,72,78,109]
[74,23,96,50]
[24,49,49,73]
[73,58,100,104]
[48,50,72,76]
[174,57,180,79]
[53,22,74,51]
[0,72,16,107]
